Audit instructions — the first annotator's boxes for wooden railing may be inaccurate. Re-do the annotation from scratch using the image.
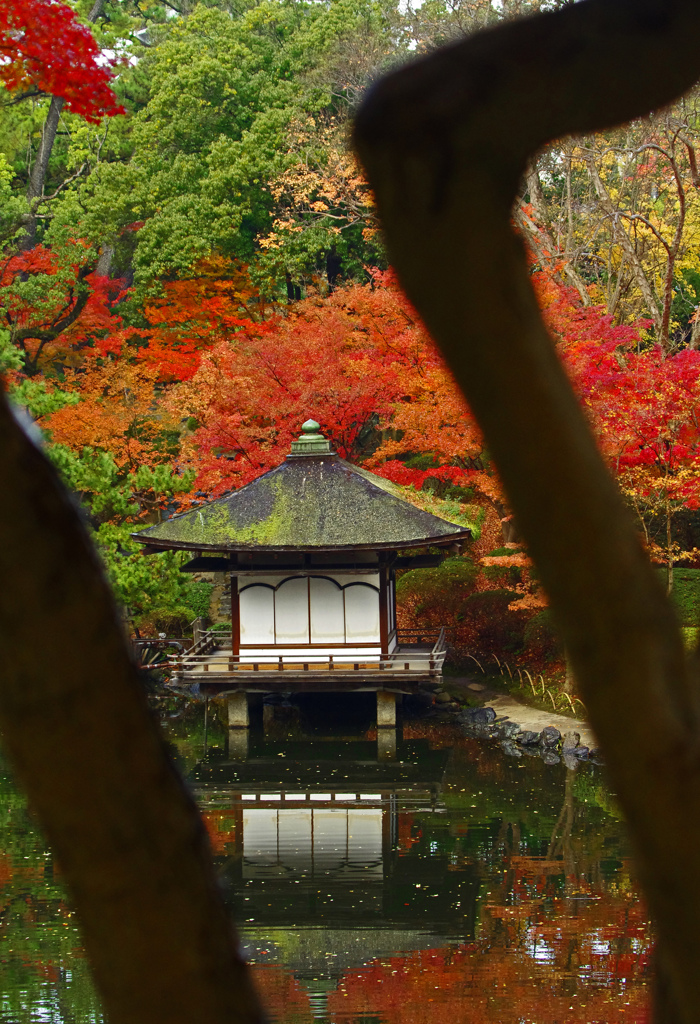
[132,637,188,667]
[168,636,446,679]
[432,626,447,658]
[187,625,225,658]
[396,626,444,646]
[169,657,443,677]
[133,637,188,651]
[164,621,449,679]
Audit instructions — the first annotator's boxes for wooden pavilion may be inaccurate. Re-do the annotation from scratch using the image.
[135,420,471,729]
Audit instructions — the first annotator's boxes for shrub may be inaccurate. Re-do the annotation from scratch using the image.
[666,567,700,626]
[187,579,215,620]
[396,556,478,624]
[458,589,526,657]
[522,609,563,664]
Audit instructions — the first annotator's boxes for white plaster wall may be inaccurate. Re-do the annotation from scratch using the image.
[275,577,309,643]
[309,577,345,642]
[345,584,380,643]
[237,572,382,648]
[239,585,274,644]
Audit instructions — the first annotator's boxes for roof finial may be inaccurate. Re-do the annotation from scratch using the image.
[290,418,333,456]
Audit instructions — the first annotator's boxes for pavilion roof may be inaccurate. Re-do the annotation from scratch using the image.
[135,426,471,554]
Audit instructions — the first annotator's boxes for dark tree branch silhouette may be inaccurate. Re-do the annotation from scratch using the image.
[353,2,700,1021]
[4,1,700,1022]
[0,394,264,1024]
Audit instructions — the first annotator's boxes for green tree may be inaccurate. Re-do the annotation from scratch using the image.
[69,0,410,294]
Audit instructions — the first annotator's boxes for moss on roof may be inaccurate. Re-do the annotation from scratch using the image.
[136,453,471,552]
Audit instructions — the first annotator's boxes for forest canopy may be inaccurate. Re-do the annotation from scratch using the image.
[5,0,700,668]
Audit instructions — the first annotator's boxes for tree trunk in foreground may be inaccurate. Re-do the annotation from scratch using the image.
[353,1,700,1021]
[0,396,263,1024]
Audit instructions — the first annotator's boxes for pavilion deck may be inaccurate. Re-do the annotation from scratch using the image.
[167,626,447,693]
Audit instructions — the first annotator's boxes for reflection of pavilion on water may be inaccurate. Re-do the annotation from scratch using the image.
[138,417,476,988]
[190,727,480,977]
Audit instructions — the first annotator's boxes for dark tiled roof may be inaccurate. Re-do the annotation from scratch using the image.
[135,453,471,553]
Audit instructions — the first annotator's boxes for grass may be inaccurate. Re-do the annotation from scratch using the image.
[666,568,700,626]
[683,626,699,650]
[449,652,586,719]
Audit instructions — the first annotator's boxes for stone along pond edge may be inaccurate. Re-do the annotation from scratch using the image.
[457,705,600,770]
[427,677,602,769]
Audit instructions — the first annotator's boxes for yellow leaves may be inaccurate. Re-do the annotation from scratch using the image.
[257,112,378,251]
[480,547,548,611]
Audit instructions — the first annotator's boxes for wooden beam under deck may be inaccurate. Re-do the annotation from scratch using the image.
[172,658,442,692]
[177,676,432,696]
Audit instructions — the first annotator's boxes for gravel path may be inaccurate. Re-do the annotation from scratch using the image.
[447,676,598,749]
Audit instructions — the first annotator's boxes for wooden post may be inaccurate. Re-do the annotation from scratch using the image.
[192,616,205,646]
[379,563,389,654]
[376,690,396,728]
[230,576,240,656]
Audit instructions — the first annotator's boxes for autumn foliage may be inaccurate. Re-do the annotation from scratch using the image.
[1,243,128,376]
[0,0,124,120]
[170,269,461,494]
[327,933,649,1024]
[9,230,700,656]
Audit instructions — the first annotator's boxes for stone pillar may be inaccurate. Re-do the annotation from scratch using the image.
[377,728,396,761]
[228,691,248,760]
[227,691,249,729]
[228,728,248,761]
[377,690,396,728]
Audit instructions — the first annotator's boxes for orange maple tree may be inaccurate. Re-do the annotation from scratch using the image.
[44,359,172,472]
[131,257,267,384]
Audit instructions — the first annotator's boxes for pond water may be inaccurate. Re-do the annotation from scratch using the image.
[0,693,651,1023]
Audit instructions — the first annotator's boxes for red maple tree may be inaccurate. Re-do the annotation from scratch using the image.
[541,271,700,583]
[0,0,124,121]
[133,257,265,383]
[165,273,424,495]
[1,243,129,377]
